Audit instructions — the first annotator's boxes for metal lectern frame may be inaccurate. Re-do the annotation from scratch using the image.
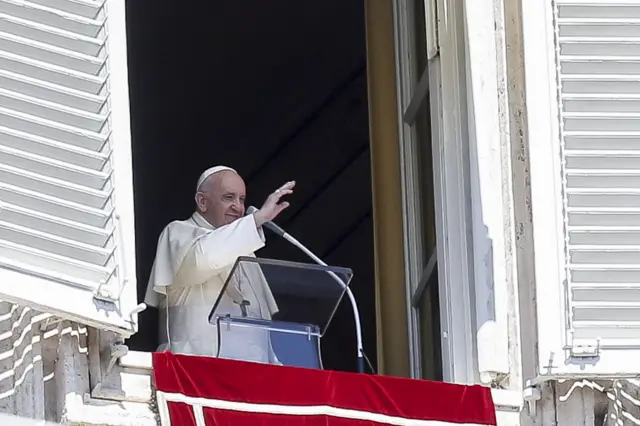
[207,256,354,370]
[207,256,353,336]
[214,315,324,369]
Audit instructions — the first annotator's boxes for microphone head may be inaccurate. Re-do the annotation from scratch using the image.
[246,206,258,215]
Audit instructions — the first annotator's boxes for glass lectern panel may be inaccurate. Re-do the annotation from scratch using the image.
[208,257,353,335]
[215,315,322,369]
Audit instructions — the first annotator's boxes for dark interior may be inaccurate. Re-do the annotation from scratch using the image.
[123,0,377,372]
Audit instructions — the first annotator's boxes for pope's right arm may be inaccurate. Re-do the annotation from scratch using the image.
[173,214,265,286]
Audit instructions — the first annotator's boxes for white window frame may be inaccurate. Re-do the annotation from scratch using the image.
[522,0,640,378]
[392,0,476,384]
[0,0,139,337]
[462,0,511,382]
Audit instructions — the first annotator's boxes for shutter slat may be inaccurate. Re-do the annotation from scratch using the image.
[0,70,106,113]
[0,145,109,189]
[573,325,640,340]
[0,203,111,246]
[0,13,105,55]
[0,164,110,207]
[0,220,113,265]
[562,61,640,75]
[0,0,121,293]
[0,107,107,150]
[556,1,640,347]
[0,0,104,37]
[0,31,103,74]
[564,99,640,112]
[0,51,104,94]
[568,211,640,226]
[0,88,106,131]
[0,127,108,169]
[26,0,104,20]
[559,5,640,19]
[562,80,640,94]
[565,135,640,149]
[561,42,640,56]
[570,231,640,246]
[567,192,640,207]
[0,239,112,288]
[571,249,640,264]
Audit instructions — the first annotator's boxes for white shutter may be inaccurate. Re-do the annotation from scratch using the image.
[0,0,138,335]
[525,0,640,377]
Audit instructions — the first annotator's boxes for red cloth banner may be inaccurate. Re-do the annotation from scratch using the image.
[153,352,497,426]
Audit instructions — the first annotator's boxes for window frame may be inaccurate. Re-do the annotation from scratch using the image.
[392,0,476,383]
[462,0,511,381]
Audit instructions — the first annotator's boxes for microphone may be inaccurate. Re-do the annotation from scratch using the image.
[246,206,285,237]
[247,205,366,373]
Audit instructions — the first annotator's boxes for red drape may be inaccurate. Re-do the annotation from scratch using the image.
[153,352,497,425]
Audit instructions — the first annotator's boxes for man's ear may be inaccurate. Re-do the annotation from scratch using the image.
[195,193,207,212]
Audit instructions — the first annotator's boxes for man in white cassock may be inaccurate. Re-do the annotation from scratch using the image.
[144,165,295,364]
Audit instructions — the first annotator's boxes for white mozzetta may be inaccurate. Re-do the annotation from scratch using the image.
[525,0,640,377]
[0,0,138,335]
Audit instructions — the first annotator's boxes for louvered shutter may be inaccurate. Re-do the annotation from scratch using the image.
[0,0,138,335]
[527,0,640,376]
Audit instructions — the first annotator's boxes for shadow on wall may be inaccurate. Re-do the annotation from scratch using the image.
[524,379,640,425]
[0,302,52,418]
[0,301,88,422]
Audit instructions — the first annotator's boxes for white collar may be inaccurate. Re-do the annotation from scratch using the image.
[191,212,215,230]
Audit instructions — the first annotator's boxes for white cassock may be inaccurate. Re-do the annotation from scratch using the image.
[144,211,281,364]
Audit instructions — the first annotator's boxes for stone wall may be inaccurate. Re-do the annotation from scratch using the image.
[0,301,156,425]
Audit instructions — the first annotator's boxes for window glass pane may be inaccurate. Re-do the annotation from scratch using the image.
[413,0,429,79]
[419,267,442,381]
[409,70,440,380]
[414,100,436,266]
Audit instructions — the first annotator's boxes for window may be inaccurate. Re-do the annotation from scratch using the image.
[524,0,640,376]
[393,0,477,382]
[392,0,440,381]
[0,0,139,335]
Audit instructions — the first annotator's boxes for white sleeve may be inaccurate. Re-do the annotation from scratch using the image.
[173,215,266,287]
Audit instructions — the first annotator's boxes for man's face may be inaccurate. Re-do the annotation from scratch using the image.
[197,171,246,227]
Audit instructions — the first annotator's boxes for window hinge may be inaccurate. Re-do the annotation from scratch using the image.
[569,338,601,359]
[94,275,117,303]
[93,289,116,303]
[93,277,127,303]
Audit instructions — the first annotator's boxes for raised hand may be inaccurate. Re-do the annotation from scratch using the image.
[253,181,295,227]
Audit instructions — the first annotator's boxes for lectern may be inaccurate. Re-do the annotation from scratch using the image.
[207,256,353,370]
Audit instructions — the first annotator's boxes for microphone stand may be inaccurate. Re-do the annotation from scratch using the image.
[282,233,365,374]
[249,207,365,373]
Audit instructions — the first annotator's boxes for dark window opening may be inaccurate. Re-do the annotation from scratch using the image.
[124,0,377,373]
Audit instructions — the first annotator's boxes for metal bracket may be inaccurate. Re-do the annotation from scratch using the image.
[105,343,129,376]
[523,382,541,417]
[569,339,600,359]
[94,212,131,304]
[91,342,129,397]
[93,278,117,303]
[39,316,64,332]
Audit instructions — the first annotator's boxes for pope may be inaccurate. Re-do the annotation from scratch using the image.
[144,165,295,363]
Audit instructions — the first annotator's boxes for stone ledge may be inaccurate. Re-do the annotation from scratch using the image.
[62,393,158,426]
